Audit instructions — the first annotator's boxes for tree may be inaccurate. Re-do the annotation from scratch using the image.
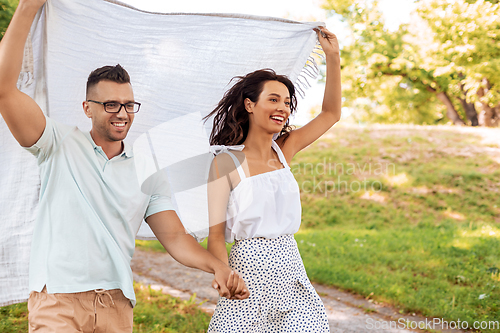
[322,0,500,126]
[418,0,500,126]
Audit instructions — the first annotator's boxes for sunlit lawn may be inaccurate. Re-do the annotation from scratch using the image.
[293,125,500,330]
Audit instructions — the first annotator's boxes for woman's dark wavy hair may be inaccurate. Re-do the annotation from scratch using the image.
[203,69,297,146]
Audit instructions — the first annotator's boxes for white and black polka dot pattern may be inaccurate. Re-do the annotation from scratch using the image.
[208,235,330,332]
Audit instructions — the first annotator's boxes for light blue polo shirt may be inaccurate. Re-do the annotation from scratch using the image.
[25,116,172,306]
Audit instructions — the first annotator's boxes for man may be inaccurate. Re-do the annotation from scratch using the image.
[0,0,248,331]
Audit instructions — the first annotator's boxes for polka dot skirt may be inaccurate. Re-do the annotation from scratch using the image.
[208,235,330,332]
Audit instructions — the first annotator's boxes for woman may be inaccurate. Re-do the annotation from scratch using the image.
[205,27,340,332]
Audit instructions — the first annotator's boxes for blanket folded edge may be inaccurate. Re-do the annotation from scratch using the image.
[104,0,322,26]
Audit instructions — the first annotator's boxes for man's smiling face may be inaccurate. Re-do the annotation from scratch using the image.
[84,80,135,143]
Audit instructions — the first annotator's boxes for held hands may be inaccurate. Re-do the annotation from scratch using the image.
[315,27,340,58]
[212,269,250,300]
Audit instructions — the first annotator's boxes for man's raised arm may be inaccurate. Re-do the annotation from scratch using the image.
[0,0,46,147]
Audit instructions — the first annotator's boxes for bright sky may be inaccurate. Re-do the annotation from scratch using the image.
[122,0,416,125]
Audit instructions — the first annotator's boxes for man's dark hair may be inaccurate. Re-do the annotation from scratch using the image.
[86,64,130,97]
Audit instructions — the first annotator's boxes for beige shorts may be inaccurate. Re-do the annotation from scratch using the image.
[28,286,133,333]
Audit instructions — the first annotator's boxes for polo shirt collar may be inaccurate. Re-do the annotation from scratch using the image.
[83,131,134,158]
[122,141,134,158]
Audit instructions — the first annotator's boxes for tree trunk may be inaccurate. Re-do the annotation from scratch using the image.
[477,79,500,127]
[459,98,479,126]
[435,92,466,125]
[457,79,478,126]
[491,105,500,127]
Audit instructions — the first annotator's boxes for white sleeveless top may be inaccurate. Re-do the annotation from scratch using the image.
[211,141,301,243]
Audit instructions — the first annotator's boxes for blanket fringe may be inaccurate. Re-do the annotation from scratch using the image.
[17,33,35,90]
[0,297,29,308]
[295,41,325,98]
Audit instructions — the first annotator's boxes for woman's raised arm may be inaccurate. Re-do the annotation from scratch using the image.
[277,27,341,162]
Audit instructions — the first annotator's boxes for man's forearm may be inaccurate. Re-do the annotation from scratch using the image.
[156,231,226,274]
[146,207,249,299]
[146,210,227,274]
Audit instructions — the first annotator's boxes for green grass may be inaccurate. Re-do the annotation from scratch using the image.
[136,239,169,253]
[136,238,233,254]
[0,284,210,333]
[133,284,210,332]
[292,126,500,331]
[0,302,27,333]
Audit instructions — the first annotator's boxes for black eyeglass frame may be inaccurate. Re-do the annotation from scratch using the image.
[87,100,141,114]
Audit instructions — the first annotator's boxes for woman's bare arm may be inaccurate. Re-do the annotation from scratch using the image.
[277,27,341,162]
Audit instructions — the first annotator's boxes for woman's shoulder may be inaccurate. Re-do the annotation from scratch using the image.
[209,151,245,180]
[273,135,293,164]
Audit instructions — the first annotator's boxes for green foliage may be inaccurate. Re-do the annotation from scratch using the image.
[322,0,500,126]
[419,0,500,108]
[0,0,18,40]
[323,0,448,124]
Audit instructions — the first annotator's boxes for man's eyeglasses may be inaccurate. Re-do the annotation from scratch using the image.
[87,100,141,114]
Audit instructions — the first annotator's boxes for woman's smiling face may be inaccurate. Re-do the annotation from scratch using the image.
[246,80,291,134]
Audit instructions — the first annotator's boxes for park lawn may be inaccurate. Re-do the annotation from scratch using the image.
[0,284,210,333]
[294,125,500,330]
[137,125,500,331]
[133,284,210,333]
[0,302,27,333]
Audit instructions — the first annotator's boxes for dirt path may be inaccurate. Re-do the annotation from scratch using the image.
[131,248,465,333]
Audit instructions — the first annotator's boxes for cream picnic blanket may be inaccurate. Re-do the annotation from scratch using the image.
[0,0,322,306]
